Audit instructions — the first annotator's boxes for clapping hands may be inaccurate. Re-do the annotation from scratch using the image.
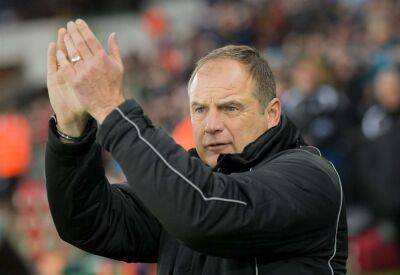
[47,19,125,137]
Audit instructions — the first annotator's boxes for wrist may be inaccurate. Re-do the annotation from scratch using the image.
[94,96,125,124]
[56,115,89,137]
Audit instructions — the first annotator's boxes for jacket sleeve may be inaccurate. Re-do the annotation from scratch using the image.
[97,100,343,258]
[45,117,161,263]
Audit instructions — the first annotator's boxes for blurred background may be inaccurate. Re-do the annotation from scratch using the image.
[0,0,399,274]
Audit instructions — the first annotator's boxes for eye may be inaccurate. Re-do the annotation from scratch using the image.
[225,106,238,112]
[194,106,206,114]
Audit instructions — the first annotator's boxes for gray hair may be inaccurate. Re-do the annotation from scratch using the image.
[188,45,276,110]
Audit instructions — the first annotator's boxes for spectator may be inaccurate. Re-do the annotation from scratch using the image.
[361,69,400,140]
[349,68,400,273]
[281,56,349,171]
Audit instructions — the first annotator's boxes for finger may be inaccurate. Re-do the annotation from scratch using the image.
[56,50,76,81]
[67,21,92,59]
[64,33,83,65]
[75,19,103,54]
[108,33,122,65]
[57,28,67,54]
[47,42,57,74]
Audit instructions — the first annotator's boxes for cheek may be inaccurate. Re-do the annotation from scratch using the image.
[228,116,266,150]
[225,122,247,150]
[191,124,203,146]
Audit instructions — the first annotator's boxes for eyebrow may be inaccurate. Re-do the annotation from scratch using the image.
[190,100,244,108]
[191,101,204,107]
[216,100,243,107]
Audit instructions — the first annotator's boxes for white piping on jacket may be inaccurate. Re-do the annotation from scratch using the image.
[115,108,247,206]
[309,145,322,156]
[327,162,343,275]
[302,146,342,275]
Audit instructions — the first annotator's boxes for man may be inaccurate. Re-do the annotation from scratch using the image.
[45,19,347,274]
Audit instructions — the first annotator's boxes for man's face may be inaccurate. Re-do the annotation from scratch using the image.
[188,58,272,168]
[375,71,400,112]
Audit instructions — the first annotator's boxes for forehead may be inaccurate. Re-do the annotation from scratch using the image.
[188,58,254,102]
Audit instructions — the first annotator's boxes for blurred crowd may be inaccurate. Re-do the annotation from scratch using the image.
[1,0,400,274]
[0,0,144,22]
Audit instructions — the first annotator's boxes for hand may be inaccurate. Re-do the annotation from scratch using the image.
[47,28,89,137]
[56,19,125,124]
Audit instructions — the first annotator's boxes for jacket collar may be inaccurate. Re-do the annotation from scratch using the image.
[188,115,306,173]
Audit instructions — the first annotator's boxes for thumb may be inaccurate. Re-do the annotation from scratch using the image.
[47,42,57,75]
[108,32,122,65]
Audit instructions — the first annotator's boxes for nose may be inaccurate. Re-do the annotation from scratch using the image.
[204,109,224,135]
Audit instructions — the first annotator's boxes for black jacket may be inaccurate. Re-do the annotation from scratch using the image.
[45,100,348,275]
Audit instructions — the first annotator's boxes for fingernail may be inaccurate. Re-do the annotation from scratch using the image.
[76,19,84,25]
[67,21,74,28]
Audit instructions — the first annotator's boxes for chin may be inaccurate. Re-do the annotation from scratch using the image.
[205,156,218,168]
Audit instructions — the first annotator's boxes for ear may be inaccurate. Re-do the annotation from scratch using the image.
[265,98,281,128]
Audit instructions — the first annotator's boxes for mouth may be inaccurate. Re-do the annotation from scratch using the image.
[205,143,231,152]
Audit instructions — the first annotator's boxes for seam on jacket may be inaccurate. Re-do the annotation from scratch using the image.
[254,257,258,275]
[115,108,247,206]
[327,162,343,275]
[309,145,322,156]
